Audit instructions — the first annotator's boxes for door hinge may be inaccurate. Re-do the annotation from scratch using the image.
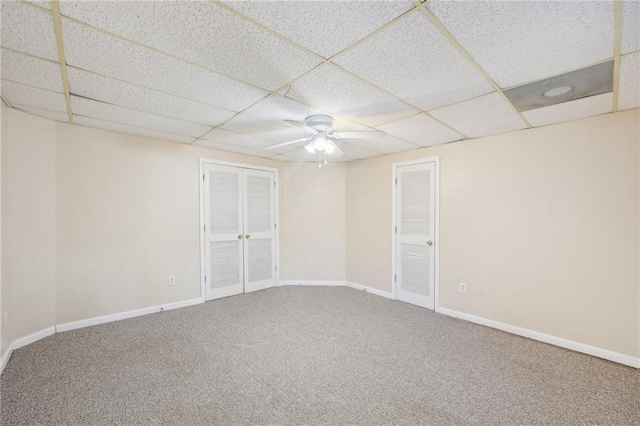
[203,174,205,181]
[274,223,277,230]
[274,181,276,188]
[275,265,278,272]
[204,275,207,283]
[394,274,397,282]
[395,177,397,185]
[394,226,397,234]
[204,224,206,233]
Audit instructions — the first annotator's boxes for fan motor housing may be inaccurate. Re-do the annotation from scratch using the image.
[305,115,334,132]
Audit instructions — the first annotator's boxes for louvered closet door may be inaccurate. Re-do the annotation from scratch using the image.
[203,164,244,301]
[242,169,276,293]
[396,162,435,309]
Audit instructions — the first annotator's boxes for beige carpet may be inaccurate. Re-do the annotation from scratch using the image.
[1,286,639,425]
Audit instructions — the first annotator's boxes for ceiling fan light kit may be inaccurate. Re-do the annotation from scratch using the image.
[265,115,386,167]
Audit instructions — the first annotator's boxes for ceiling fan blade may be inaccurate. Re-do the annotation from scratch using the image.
[284,119,317,134]
[265,136,313,150]
[328,141,344,158]
[334,130,386,139]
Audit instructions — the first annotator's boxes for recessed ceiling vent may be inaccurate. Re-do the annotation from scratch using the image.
[504,61,613,112]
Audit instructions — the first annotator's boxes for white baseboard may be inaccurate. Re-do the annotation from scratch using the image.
[279,280,345,286]
[345,281,394,299]
[0,345,13,374]
[279,280,395,300]
[56,297,204,333]
[438,308,640,369]
[13,326,56,350]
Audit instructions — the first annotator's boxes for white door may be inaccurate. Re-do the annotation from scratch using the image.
[243,169,277,293]
[204,164,244,301]
[395,162,436,309]
[203,164,277,301]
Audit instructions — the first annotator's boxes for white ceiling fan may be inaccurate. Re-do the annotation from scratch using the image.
[265,115,386,166]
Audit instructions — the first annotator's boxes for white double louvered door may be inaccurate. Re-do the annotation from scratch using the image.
[203,164,276,301]
[395,162,436,309]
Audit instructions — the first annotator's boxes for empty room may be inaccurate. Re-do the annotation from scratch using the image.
[0,0,639,424]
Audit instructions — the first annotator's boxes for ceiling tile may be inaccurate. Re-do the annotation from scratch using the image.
[25,1,51,10]
[1,80,66,111]
[523,93,613,128]
[243,94,325,123]
[222,1,414,58]
[194,138,276,159]
[618,52,640,112]
[343,135,418,155]
[0,1,58,61]
[428,1,614,88]
[287,64,418,127]
[622,0,640,54]
[201,128,296,155]
[335,12,492,111]
[430,93,527,138]
[74,115,194,144]
[71,96,211,138]
[67,67,235,127]
[1,48,63,92]
[220,114,308,142]
[12,104,68,122]
[61,20,267,112]
[58,1,321,91]
[377,113,463,147]
[335,142,380,159]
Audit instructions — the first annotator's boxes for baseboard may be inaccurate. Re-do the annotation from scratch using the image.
[345,281,394,299]
[0,345,13,375]
[438,308,640,369]
[279,280,346,286]
[56,297,204,333]
[13,326,56,350]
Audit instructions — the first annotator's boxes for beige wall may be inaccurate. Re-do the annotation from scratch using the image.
[1,107,639,363]
[280,162,346,282]
[347,109,640,358]
[1,104,6,357]
[1,109,347,339]
[55,123,284,324]
[2,108,57,343]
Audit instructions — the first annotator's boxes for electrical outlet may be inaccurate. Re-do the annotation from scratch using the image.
[307,261,313,270]
[168,275,176,286]
[459,282,467,294]
[479,287,485,297]
[2,311,8,329]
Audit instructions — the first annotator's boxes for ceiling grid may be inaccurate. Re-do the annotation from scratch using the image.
[411,0,531,129]
[612,0,623,113]
[2,0,637,162]
[50,0,72,123]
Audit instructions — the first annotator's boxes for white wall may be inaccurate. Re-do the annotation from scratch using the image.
[347,109,640,358]
[1,108,57,345]
[280,162,346,282]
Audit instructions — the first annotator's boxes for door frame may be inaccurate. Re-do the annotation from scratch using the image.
[391,156,440,312]
[199,158,279,301]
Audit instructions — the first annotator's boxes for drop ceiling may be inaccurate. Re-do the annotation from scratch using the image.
[1,0,638,162]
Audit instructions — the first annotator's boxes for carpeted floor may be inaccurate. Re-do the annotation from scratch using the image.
[1,287,639,425]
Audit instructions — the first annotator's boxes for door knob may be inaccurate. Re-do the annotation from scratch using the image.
[426,240,433,246]
[245,234,251,239]
[237,234,243,239]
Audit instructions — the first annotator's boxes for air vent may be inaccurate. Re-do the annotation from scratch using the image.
[504,61,613,112]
